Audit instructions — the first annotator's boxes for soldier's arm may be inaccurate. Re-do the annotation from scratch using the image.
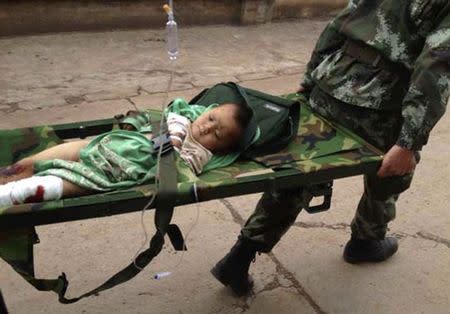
[396,14,450,151]
[301,0,359,93]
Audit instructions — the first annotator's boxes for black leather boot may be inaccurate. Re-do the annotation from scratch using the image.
[210,238,257,296]
[343,236,398,264]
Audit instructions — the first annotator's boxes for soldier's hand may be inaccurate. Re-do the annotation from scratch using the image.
[377,145,416,178]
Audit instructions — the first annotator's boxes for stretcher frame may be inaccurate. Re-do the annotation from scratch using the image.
[0,93,385,304]
[0,95,383,230]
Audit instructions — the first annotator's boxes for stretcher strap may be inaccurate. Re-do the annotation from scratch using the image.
[56,149,180,304]
[0,228,68,301]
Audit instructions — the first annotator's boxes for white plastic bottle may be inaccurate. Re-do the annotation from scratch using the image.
[165,11,178,60]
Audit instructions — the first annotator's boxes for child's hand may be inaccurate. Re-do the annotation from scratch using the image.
[170,132,184,149]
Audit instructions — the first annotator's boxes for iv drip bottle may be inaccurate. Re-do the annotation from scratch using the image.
[166,16,178,60]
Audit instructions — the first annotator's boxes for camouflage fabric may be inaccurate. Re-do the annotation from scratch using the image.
[311,87,418,240]
[0,93,383,300]
[0,228,68,297]
[302,0,450,151]
[0,126,64,167]
[241,88,416,251]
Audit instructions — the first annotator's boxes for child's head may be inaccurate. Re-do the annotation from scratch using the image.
[191,102,252,155]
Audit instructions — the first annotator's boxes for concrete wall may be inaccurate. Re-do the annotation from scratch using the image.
[273,0,346,18]
[0,0,347,36]
[0,1,241,36]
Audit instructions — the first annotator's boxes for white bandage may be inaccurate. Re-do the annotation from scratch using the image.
[0,175,63,207]
[0,182,15,208]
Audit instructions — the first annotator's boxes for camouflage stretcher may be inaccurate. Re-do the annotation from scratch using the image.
[0,93,383,302]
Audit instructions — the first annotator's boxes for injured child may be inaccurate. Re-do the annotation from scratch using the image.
[0,98,254,207]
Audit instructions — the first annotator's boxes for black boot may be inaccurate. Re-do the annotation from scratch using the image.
[210,238,257,296]
[343,236,398,264]
[0,290,8,314]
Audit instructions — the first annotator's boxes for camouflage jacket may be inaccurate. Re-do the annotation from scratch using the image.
[302,0,450,151]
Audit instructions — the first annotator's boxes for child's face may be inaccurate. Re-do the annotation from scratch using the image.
[191,103,243,154]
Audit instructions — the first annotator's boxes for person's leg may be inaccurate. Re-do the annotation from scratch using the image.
[0,140,89,184]
[0,175,92,207]
[240,187,313,252]
[343,170,415,263]
[352,172,415,240]
[62,179,93,198]
[309,86,412,263]
[211,186,312,295]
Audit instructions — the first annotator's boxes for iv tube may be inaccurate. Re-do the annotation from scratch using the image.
[163,4,178,60]
[133,3,179,269]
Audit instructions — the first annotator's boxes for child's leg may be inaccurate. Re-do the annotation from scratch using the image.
[25,140,90,162]
[0,175,94,207]
[0,140,90,184]
[62,180,93,198]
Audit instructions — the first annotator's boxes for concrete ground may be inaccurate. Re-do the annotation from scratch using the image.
[0,19,449,314]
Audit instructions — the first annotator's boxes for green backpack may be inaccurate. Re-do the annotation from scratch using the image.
[189,82,300,159]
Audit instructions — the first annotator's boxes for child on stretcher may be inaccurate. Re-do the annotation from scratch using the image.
[0,98,253,207]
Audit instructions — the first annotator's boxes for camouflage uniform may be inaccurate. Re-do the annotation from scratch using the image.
[241,0,450,251]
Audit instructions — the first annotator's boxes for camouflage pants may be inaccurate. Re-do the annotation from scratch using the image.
[240,86,419,252]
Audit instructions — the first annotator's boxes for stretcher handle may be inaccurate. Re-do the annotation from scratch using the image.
[305,181,333,214]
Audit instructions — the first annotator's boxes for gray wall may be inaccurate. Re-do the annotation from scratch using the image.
[0,0,347,36]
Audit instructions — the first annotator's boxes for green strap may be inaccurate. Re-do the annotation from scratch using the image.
[58,118,182,303]
[0,228,69,300]
[57,141,179,304]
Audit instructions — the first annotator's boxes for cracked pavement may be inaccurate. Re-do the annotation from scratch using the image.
[1,19,449,314]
